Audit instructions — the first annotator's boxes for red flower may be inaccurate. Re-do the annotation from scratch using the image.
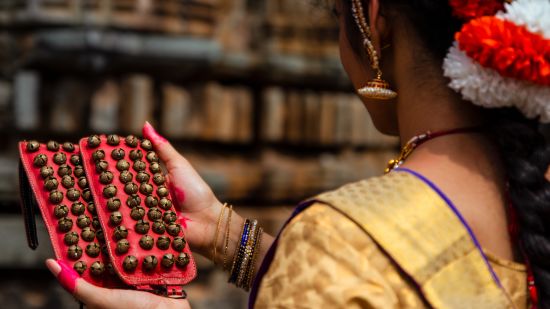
[449,0,505,20]
[456,16,550,86]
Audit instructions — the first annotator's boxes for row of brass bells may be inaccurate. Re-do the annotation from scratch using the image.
[122,253,189,272]
[26,140,75,153]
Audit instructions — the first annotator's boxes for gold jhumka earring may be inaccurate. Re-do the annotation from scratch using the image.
[351,0,397,100]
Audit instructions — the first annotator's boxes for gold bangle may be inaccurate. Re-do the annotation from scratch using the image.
[236,219,258,288]
[245,227,263,291]
[212,203,227,264]
[222,205,233,271]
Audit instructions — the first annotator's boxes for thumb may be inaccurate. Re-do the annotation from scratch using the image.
[142,121,185,172]
[45,259,111,308]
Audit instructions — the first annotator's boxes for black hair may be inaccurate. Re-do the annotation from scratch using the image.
[339,0,550,307]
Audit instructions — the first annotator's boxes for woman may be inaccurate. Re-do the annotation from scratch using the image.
[46,0,550,308]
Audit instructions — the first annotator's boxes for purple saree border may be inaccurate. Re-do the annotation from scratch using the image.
[393,167,504,289]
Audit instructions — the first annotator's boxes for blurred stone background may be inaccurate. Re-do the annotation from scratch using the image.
[0,0,399,308]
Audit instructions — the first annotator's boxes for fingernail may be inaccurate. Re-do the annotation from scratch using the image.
[47,259,78,294]
[143,121,167,145]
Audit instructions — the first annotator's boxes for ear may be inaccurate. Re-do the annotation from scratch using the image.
[367,0,386,57]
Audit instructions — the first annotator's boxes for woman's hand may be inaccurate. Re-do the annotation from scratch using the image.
[45,259,191,309]
[143,122,224,258]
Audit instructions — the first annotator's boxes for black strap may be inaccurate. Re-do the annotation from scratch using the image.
[19,160,39,249]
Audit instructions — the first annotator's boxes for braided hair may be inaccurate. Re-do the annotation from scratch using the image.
[339,0,550,307]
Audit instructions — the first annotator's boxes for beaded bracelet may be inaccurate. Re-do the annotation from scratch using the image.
[244,227,263,291]
[228,219,250,284]
[236,219,258,288]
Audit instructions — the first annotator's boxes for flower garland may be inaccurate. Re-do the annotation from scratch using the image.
[443,0,550,122]
[449,0,506,20]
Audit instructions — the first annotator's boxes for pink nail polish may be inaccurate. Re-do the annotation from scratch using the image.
[57,260,78,294]
[143,121,168,145]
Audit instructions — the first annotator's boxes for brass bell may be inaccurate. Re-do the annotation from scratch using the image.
[166,223,181,237]
[68,245,83,260]
[26,140,40,152]
[57,164,72,177]
[107,134,120,146]
[59,217,74,233]
[92,216,101,229]
[77,176,87,189]
[141,139,153,150]
[123,255,138,272]
[145,195,158,208]
[110,211,123,225]
[95,229,105,241]
[44,178,59,191]
[145,151,159,163]
[156,236,170,250]
[116,159,130,171]
[161,254,174,268]
[119,170,133,184]
[82,189,92,202]
[175,252,190,268]
[113,225,128,240]
[92,150,105,162]
[124,183,138,195]
[99,171,114,184]
[152,173,165,185]
[133,160,146,172]
[142,255,158,271]
[87,202,96,215]
[116,239,130,254]
[90,261,105,276]
[125,135,139,148]
[53,152,67,165]
[54,204,69,218]
[33,154,48,167]
[135,219,150,234]
[139,235,154,250]
[152,220,165,234]
[129,149,143,161]
[139,183,153,195]
[87,135,101,148]
[86,242,101,258]
[147,207,162,221]
[149,162,161,174]
[46,140,59,151]
[66,188,81,201]
[81,227,95,242]
[49,190,64,204]
[126,194,141,208]
[70,154,81,166]
[130,206,145,220]
[159,198,172,211]
[172,237,186,252]
[136,172,150,183]
[111,148,125,160]
[95,160,109,173]
[71,202,86,216]
[106,198,121,211]
[40,166,54,179]
[62,142,75,152]
[61,175,75,189]
[73,261,87,274]
[64,231,79,246]
[163,211,177,224]
[76,215,91,228]
[157,186,169,197]
[74,166,85,178]
[103,185,117,198]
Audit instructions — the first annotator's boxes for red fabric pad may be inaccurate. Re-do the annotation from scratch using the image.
[19,141,124,288]
[79,135,196,290]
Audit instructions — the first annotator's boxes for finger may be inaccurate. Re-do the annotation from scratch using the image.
[142,121,184,170]
[46,259,109,308]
